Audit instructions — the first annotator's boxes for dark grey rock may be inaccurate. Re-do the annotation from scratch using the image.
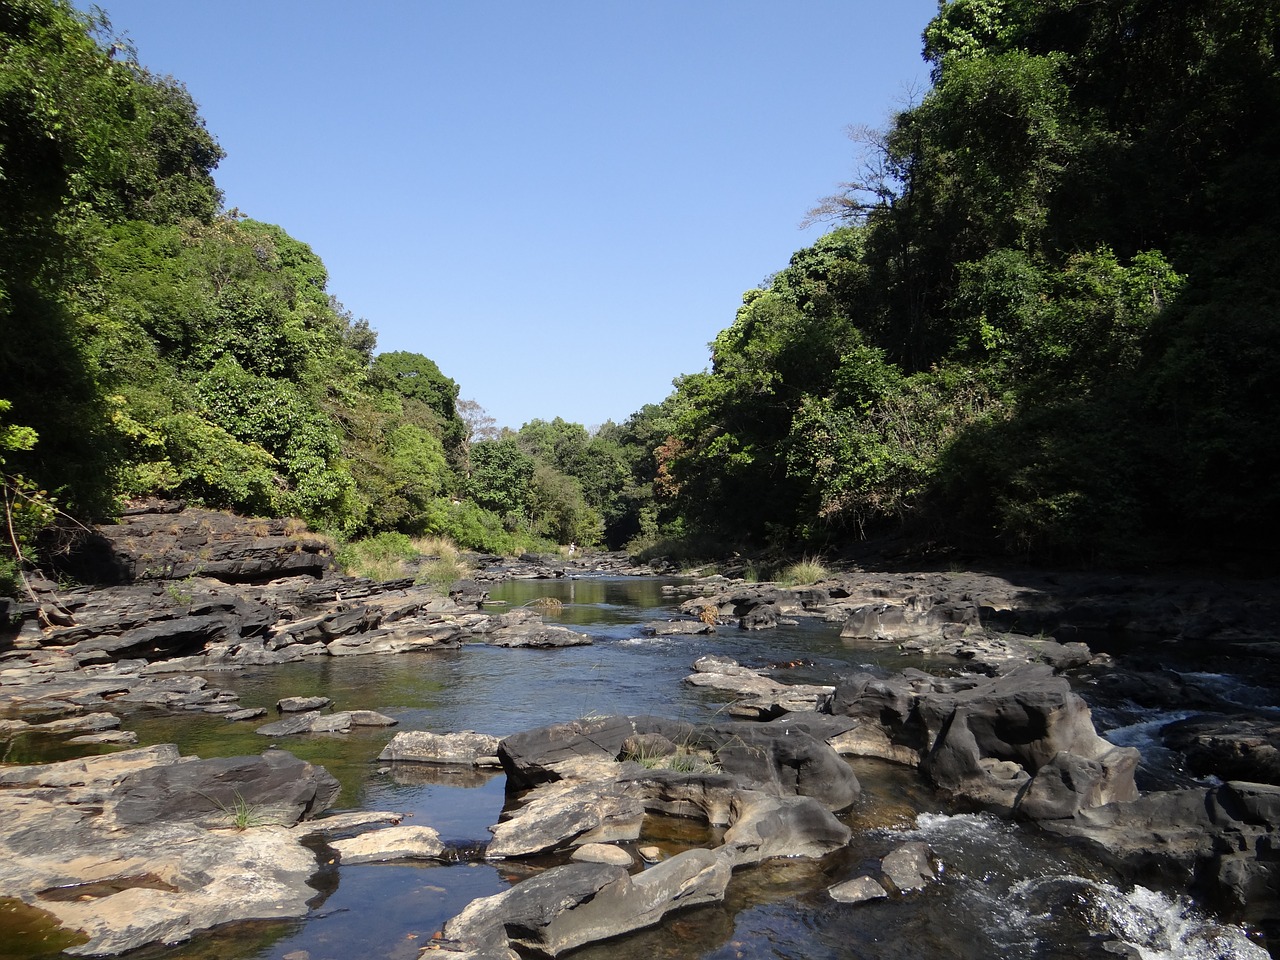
[107,750,339,827]
[277,695,331,712]
[827,664,1137,818]
[1161,715,1280,786]
[443,850,732,958]
[829,876,889,904]
[880,841,938,892]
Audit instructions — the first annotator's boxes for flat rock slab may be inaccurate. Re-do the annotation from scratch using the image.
[255,710,396,737]
[378,730,501,765]
[277,696,332,712]
[571,843,634,866]
[331,825,445,863]
[830,876,889,904]
[444,849,732,958]
[106,750,341,827]
[0,744,339,956]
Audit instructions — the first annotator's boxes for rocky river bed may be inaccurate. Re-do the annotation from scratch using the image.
[1,505,1278,959]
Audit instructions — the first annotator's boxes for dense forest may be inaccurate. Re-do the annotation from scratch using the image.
[3,0,1278,595]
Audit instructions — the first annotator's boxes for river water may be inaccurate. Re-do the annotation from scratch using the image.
[7,576,1274,960]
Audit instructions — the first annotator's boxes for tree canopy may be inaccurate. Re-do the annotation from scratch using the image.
[649,0,1280,563]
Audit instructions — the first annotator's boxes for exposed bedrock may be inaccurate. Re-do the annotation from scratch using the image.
[1044,780,1280,923]
[825,663,1138,819]
[0,746,344,955]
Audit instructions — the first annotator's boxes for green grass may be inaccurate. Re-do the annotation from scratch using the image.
[335,532,417,581]
[776,557,830,586]
[622,743,720,775]
[204,791,291,830]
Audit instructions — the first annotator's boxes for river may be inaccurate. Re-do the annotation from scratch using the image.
[5,576,1271,960]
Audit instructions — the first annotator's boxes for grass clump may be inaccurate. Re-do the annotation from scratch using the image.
[205,791,291,830]
[776,556,830,586]
[413,535,470,590]
[623,742,719,775]
[335,532,417,581]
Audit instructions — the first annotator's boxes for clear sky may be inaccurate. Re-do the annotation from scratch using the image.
[84,1,938,432]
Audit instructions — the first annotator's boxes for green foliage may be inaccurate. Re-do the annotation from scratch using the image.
[1,401,57,597]
[467,437,534,520]
[776,558,830,587]
[335,531,418,581]
[422,498,556,556]
[639,0,1280,564]
[371,351,466,455]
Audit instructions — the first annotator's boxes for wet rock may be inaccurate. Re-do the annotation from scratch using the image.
[1043,781,1280,921]
[1161,715,1280,785]
[1091,669,1222,710]
[880,841,938,892]
[253,709,394,737]
[442,850,732,958]
[378,730,501,766]
[255,711,335,737]
[349,710,398,727]
[331,825,445,863]
[739,603,780,630]
[641,620,715,637]
[826,664,1138,818]
[829,876,889,904]
[225,707,267,722]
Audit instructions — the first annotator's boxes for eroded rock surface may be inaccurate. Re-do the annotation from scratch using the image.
[441,850,732,959]
[0,746,339,955]
[826,664,1138,818]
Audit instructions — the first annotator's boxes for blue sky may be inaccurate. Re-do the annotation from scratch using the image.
[87,1,938,431]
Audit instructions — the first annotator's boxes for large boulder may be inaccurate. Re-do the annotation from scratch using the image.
[702,722,860,812]
[1161,715,1280,786]
[838,593,978,641]
[106,750,340,827]
[1044,781,1280,921]
[442,850,732,958]
[826,664,1137,818]
[721,792,852,865]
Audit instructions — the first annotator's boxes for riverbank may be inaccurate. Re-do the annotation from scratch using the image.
[1,504,1277,958]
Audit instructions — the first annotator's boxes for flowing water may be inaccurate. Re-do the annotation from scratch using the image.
[6,576,1274,960]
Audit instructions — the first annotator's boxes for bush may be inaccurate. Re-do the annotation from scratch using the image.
[335,531,417,581]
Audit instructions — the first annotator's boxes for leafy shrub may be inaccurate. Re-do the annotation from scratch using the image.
[335,531,417,581]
